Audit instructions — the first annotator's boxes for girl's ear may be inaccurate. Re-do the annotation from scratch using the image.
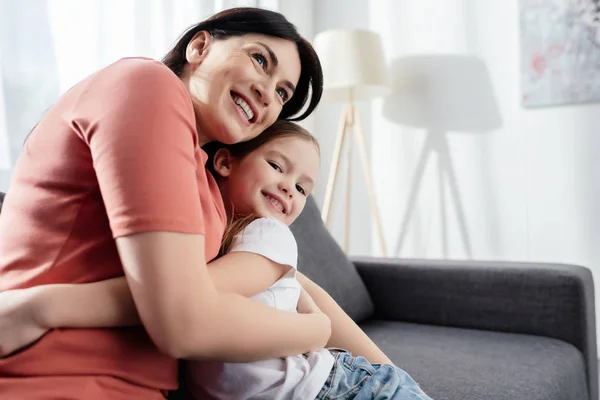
[186,30,212,65]
[213,148,234,178]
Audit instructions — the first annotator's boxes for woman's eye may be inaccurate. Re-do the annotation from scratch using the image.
[268,161,282,172]
[296,184,306,196]
[276,88,289,101]
[252,53,268,70]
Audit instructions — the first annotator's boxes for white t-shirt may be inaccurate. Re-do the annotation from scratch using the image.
[185,217,335,400]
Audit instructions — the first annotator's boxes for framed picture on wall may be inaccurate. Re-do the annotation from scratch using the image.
[520,0,600,108]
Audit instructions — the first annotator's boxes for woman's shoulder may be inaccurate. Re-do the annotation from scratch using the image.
[77,57,195,131]
[100,57,184,92]
[109,57,171,75]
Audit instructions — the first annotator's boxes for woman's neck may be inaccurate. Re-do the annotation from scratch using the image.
[179,69,210,146]
[197,132,210,147]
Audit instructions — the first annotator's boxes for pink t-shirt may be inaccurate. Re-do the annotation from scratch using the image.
[0,58,226,399]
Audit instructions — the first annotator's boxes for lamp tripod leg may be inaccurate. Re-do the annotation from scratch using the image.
[353,109,387,256]
[344,124,353,252]
[394,134,434,256]
[438,147,448,258]
[438,136,473,258]
[321,105,350,226]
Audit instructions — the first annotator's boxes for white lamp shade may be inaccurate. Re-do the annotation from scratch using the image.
[382,55,502,133]
[313,29,390,102]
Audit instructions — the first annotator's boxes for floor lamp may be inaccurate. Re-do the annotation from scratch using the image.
[382,55,502,258]
[313,29,390,255]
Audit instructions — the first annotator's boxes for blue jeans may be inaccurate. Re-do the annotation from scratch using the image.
[315,351,433,400]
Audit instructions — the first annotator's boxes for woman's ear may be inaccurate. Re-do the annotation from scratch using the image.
[213,148,234,178]
[186,31,212,65]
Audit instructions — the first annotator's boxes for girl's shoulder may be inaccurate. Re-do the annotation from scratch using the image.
[245,216,289,230]
[230,217,298,268]
[239,217,294,244]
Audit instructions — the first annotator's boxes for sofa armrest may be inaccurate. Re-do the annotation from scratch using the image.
[353,257,598,400]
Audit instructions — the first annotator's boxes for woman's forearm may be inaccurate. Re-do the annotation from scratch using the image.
[180,292,331,362]
[32,277,140,329]
[29,277,331,362]
[297,272,393,365]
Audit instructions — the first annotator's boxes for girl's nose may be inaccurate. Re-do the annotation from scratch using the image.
[280,184,293,198]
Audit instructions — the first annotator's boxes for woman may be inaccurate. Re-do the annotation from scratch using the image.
[1,121,431,399]
[0,7,327,399]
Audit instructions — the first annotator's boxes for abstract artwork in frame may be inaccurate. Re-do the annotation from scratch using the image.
[520,0,600,107]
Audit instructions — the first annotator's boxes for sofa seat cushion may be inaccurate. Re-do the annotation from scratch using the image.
[360,320,588,400]
[291,196,373,322]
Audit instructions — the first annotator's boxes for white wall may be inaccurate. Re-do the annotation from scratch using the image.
[368,0,599,265]
[314,0,599,264]
[315,0,600,335]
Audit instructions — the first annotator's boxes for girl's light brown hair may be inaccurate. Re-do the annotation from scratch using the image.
[203,120,319,256]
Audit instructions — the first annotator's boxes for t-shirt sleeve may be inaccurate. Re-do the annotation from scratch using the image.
[229,217,298,269]
[78,58,206,238]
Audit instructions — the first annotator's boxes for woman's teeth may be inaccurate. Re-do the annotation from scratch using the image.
[233,95,254,121]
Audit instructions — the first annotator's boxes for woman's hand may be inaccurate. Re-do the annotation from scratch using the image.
[0,288,50,358]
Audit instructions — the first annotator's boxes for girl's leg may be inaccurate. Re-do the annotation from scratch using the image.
[316,351,432,400]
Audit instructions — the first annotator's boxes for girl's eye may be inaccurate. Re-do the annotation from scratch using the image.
[296,184,306,196]
[268,161,282,172]
[252,53,268,71]
[276,87,289,102]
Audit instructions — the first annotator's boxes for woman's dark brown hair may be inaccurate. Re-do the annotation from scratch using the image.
[203,120,319,256]
[163,7,323,121]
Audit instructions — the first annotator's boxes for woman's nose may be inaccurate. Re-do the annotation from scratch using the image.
[252,81,274,106]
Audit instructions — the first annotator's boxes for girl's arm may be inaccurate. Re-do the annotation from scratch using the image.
[296,271,393,365]
[27,277,140,329]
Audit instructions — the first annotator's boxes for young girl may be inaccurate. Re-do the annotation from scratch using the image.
[0,121,432,400]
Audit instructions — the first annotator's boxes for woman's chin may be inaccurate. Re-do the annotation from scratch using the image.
[221,124,254,145]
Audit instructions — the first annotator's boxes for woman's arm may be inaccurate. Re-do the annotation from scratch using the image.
[26,250,294,329]
[116,232,331,362]
[8,246,326,362]
[25,60,329,364]
[296,272,393,365]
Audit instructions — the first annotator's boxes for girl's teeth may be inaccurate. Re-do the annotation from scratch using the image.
[233,95,254,121]
[268,195,284,213]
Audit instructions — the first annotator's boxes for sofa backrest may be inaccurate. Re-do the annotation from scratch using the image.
[291,196,374,322]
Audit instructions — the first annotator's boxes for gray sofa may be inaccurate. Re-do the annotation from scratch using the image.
[0,191,596,400]
[291,197,597,400]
